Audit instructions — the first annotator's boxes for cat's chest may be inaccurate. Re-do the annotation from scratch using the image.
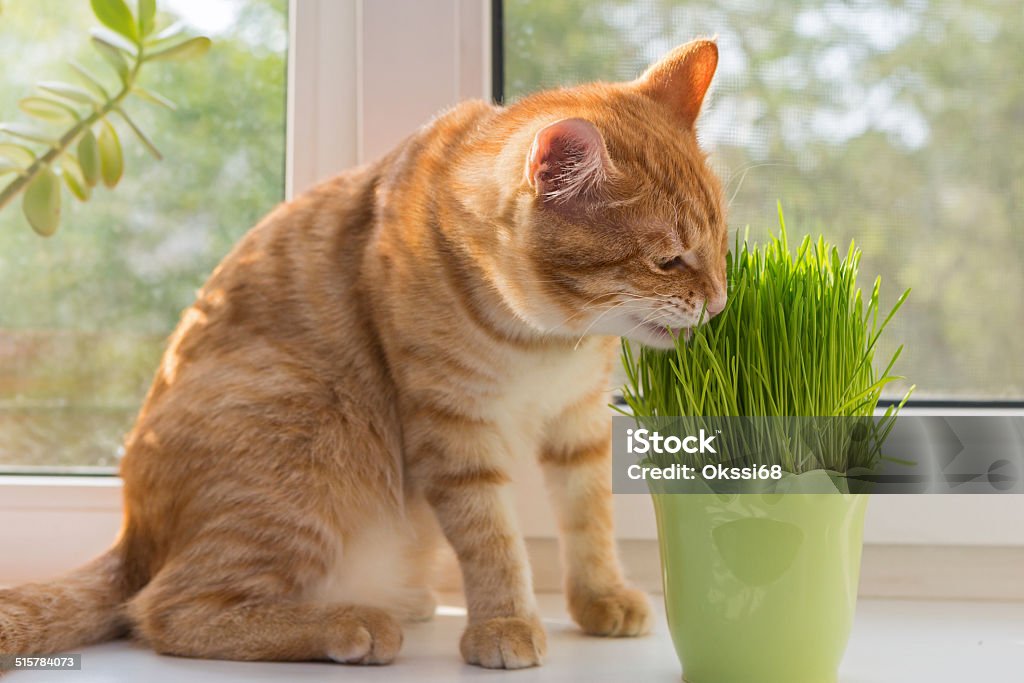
[481,337,615,453]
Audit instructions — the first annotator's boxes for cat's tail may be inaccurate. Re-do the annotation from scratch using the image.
[0,545,133,656]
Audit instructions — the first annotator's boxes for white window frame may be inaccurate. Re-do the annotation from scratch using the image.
[2,0,1023,589]
[286,0,493,197]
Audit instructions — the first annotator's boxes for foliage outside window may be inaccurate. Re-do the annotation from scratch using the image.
[504,0,1024,401]
[0,0,287,470]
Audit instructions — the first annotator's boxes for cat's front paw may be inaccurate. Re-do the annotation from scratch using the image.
[459,616,546,669]
[570,585,651,637]
[326,606,404,665]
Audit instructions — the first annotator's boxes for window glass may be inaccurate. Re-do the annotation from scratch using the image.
[503,0,1024,400]
[0,0,288,470]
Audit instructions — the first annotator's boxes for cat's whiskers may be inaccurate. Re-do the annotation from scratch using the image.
[566,293,666,346]
[549,291,651,333]
[614,311,671,339]
[571,297,652,349]
[619,307,678,341]
[724,162,794,208]
[721,159,773,193]
[543,295,630,336]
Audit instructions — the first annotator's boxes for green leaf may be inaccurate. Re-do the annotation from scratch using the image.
[91,27,137,54]
[38,80,99,105]
[114,108,162,159]
[131,85,176,110]
[0,158,23,176]
[146,21,184,46]
[68,61,110,100]
[78,130,101,187]
[0,122,56,144]
[18,96,77,123]
[90,0,138,44]
[23,167,61,236]
[146,36,211,62]
[0,143,35,166]
[61,157,91,202]
[138,0,156,37]
[91,36,130,81]
[97,119,123,188]
[64,169,90,201]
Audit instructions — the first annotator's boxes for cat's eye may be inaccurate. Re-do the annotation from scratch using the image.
[656,256,688,273]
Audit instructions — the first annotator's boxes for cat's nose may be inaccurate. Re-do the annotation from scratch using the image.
[705,294,727,316]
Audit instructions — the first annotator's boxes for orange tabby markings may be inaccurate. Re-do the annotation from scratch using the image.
[0,39,726,670]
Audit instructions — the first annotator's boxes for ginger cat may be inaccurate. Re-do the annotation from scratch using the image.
[0,40,727,669]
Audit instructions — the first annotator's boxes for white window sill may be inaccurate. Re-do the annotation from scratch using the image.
[5,593,1024,682]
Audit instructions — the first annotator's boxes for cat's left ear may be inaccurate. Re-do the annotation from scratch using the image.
[525,118,615,203]
[636,39,718,129]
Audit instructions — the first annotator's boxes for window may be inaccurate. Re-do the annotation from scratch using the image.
[0,0,288,471]
[0,0,1019,582]
[501,0,1024,402]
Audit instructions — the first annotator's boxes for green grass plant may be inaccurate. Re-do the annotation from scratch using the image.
[621,205,913,474]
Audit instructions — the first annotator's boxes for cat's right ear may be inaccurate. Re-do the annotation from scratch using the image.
[525,118,615,204]
[636,39,718,129]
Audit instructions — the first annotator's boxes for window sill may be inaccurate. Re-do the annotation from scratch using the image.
[2,405,1023,587]
[0,476,122,585]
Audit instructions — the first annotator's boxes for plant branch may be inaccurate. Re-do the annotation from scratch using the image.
[0,47,143,211]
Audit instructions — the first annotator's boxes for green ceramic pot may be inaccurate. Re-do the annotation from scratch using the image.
[651,475,868,683]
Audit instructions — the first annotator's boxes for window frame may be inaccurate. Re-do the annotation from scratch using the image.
[3,0,1023,588]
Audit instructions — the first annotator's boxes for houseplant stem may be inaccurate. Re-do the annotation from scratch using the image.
[0,54,142,212]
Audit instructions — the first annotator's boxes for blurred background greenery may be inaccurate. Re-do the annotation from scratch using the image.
[505,0,1023,402]
[1,0,1021,469]
[0,0,287,468]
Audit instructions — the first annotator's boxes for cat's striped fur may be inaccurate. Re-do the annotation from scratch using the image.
[0,40,726,669]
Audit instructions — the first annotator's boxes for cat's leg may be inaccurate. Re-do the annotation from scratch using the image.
[539,391,652,637]
[400,493,446,622]
[123,446,403,663]
[128,526,403,663]
[410,419,545,669]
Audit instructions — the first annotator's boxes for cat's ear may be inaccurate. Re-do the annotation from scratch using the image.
[636,39,718,129]
[525,118,614,203]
